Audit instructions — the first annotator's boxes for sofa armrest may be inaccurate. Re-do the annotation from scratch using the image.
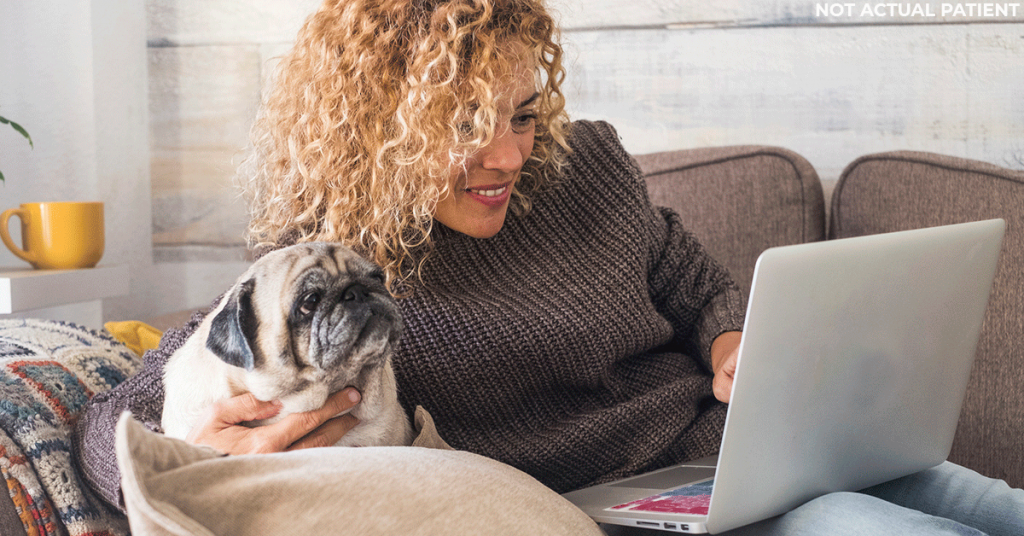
[635,146,825,298]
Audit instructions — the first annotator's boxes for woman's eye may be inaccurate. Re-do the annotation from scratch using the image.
[511,112,537,134]
[299,292,321,316]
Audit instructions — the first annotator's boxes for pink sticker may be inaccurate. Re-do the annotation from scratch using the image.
[608,479,714,516]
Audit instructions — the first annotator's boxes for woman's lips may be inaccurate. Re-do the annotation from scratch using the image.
[464,183,513,208]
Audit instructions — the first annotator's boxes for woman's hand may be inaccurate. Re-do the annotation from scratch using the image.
[185,388,362,454]
[710,331,742,403]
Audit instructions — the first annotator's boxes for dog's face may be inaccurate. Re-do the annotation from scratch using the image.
[206,242,403,411]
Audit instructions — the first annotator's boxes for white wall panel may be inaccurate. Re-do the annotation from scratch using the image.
[92,0,154,321]
[136,0,1024,317]
[562,23,1024,181]
[147,0,320,44]
[148,45,259,248]
[0,0,152,322]
[549,0,1023,29]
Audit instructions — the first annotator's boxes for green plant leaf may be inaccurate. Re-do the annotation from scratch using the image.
[0,115,33,148]
[0,169,5,183]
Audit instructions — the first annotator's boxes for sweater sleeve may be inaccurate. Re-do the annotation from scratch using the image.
[578,120,745,371]
[72,307,209,513]
[647,205,746,371]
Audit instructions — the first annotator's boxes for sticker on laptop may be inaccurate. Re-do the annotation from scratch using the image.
[606,478,714,516]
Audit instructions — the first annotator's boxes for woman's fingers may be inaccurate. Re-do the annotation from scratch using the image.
[286,414,361,450]
[263,388,362,451]
[185,388,361,454]
[217,393,284,423]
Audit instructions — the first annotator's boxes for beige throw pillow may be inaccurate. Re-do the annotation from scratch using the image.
[115,412,603,536]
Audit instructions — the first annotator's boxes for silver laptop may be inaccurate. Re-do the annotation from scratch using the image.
[563,219,1005,534]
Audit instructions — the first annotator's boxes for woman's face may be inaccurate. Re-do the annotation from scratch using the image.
[433,68,538,238]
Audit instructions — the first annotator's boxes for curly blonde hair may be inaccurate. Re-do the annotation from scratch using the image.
[238,0,571,293]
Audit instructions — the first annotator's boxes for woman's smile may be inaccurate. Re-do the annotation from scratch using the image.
[463,182,514,206]
[432,64,538,239]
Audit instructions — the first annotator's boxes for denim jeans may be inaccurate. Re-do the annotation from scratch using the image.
[603,462,1024,535]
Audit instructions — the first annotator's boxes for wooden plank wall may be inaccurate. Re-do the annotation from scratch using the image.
[552,1,1023,184]
[147,0,318,259]
[148,0,1024,258]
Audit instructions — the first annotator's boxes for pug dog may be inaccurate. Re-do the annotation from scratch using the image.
[161,242,414,447]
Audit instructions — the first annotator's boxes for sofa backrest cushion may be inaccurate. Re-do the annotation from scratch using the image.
[636,146,826,299]
[830,151,1024,488]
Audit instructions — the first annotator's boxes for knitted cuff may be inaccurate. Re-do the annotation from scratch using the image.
[696,283,746,370]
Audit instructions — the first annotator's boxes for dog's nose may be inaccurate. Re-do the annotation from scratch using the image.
[342,283,370,303]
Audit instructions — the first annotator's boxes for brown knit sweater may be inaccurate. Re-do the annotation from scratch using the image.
[72,120,746,511]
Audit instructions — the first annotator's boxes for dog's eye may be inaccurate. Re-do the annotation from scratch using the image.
[369,269,386,285]
[299,292,321,316]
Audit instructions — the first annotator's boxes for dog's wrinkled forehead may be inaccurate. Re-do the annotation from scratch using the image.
[252,243,378,290]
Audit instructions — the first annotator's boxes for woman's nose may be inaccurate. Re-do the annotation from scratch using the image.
[479,127,524,173]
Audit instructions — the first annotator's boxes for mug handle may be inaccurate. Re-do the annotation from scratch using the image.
[0,208,37,265]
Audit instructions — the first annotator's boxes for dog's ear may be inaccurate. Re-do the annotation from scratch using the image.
[206,278,259,370]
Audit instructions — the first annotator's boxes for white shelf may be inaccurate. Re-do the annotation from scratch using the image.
[0,265,129,314]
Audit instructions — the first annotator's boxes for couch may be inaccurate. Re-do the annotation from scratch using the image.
[0,146,1020,535]
[637,146,1023,492]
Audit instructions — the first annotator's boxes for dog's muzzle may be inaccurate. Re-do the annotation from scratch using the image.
[311,282,400,371]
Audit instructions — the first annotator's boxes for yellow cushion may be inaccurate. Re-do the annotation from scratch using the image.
[105,320,163,356]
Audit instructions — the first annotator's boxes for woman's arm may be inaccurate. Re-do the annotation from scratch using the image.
[73,309,207,511]
[73,306,364,512]
[574,121,746,372]
[646,205,747,372]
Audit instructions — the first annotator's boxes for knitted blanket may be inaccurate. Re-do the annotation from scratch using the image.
[0,319,137,536]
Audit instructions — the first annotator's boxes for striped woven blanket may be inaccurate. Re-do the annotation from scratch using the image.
[0,319,138,536]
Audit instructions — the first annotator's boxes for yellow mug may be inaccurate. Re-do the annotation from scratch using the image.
[0,202,105,269]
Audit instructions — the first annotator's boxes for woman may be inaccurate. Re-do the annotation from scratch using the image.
[74,1,1022,534]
